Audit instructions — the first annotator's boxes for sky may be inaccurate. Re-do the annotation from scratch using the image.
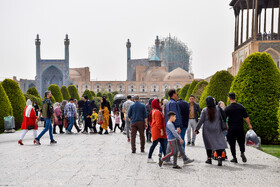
[0,0,236,81]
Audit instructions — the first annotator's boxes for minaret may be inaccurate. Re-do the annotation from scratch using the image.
[64,34,70,86]
[35,34,41,94]
[126,39,131,60]
[155,36,160,58]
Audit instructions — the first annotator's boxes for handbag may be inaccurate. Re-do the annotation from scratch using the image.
[218,107,227,131]
[97,112,104,125]
[63,118,68,128]
[27,125,35,130]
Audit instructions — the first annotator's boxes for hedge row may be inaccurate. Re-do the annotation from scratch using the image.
[48,84,63,102]
[0,83,13,132]
[68,85,80,100]
[185,80,199,101]
[191,81,208,103]
[178,84,190,100]
[61,85,71,101]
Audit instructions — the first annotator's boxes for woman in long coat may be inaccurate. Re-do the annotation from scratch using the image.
[98,96,110,135]
[147,99,167,163]
[195,96,227,166]
[53,102,64,134]
[18,99,38,145]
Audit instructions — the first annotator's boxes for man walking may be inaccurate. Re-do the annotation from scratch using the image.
[35,91,57,145]
[122,95,134,142]
[82,95,92,134]
[225,92,253,163]
[64,98,76,134]
[187,95,201,146]
[128,95,147,153]
[177,97,189,151]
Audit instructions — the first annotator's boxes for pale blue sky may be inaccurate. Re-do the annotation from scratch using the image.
[0,0,236,81]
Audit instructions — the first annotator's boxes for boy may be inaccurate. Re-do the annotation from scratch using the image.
[159,111,184,169]
[90,108,98,134]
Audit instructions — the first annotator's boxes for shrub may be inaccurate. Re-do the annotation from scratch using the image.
[47,84,63,102]
[68,85,80,100]
[61,86,71,101]
[26,87,40,98]
[97,92,102,97]
[24,94,42,108]
[199,70,234,109]
[90,91,96,97]
[2,79,26,129]
[82,89,93,101]
[178,84,190,100]
[185,80,199,101]
[93,97,101,110]
[107,93,114,107]
[43,95,56,104]
[112,91,119,96]
[230,52,280,143]
[0,83,13,132]
[192,81,208,103]
[278,104,280,138]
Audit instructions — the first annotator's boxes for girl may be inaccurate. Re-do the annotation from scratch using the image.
[112,111,122,132]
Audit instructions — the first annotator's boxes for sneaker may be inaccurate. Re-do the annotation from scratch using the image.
[158,153,162,158]
[230,158,238,163]
[187,142,191,146]
[158,159,163,167]
[163,161,173,165]
[218,157,222,166]
[50,140,57,144]
[241,153,247,163]
[34,138,41,145]
[127,138,130,142]
[205,158,212,164]
[66,130,71,134]
[132,150,136,154]
[147,158,156,163]
[191,142,195,146]
[184,158,194,164]
[173,165,182,169]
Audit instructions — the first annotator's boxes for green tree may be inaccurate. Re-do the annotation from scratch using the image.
[68,85,80,100]
[230,52,280,143]
[93,97,101,110]
[164,89,169,99]
[97,92,102,97]
[0,83,13,132]
[82,89,93,100]
[199,70,234,109]
[90,91,96,97]
[185,80,199,101]
[26,87,40,98]
[61,86,71,101]
[178,84,190,100]
[107,93,114,107]
[24,94,42,108]
[47,84,63,102]
[112,91,119,96]
[2,79,26,129]
[192,81,208,103]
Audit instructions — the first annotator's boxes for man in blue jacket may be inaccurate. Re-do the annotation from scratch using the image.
[177,98,189,151]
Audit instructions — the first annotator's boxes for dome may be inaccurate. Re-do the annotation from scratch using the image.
[163,67,193,82]
[145,67,168,82]
[69,69,82,78]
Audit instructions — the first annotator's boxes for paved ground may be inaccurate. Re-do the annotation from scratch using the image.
[0,126,280,187]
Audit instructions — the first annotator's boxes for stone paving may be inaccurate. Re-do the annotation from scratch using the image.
[0,127,280,187]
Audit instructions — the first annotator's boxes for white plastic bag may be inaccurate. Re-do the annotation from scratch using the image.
[245,129,259,146]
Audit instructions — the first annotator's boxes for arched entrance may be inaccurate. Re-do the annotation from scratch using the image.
[41,66,63,95]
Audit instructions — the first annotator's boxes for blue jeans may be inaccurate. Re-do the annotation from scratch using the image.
[148,138,166,158]
[37,118,54,141]
[181,127,187,150]
[67,117,74,132]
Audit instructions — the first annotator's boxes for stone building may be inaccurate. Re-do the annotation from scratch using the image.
[228,0,280,75]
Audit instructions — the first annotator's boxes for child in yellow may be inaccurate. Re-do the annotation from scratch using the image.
[90,108,98,133]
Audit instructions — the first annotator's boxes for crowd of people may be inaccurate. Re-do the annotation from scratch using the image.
[18,89,253,169]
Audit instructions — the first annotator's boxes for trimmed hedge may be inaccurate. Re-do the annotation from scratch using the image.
[24,94,42,108]
[107,93,114,107]
[112,91,119,96]
[179,84,190,100]
[68,85,80,100]
[230,52,280,143]
[278,104,280,138]
[82,89,93,101]
[61,86,71,101]
[2,79,26,129]
[0,83,13,132]
[96,92,102,97]
[199,70,234,109]
[185,80,199,101]
[90,91,96,97]
[48,84,63,102]
[192,81,208,103]
[93,97,101,110]
[43,95,56,104]
[26,87,40,98]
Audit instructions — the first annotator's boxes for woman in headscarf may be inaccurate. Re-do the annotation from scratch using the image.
[98,96,110,135]
[18,99,38,145]
[147,99,167,163]
[61,100,68,130]
[53,102,64,134]
[195,96,228,166]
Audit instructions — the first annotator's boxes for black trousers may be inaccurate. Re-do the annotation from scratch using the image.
[146,123,151,141]
[92,121,97,132]
[109,117,113,130]
[227,128,245,158]
[121,120,125,131]
[53,124,64,133]
[114,123,122,132]
[84,118,92,132]
[71,118,81,132]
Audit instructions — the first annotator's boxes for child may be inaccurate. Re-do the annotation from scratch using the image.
[159,111,184,169]
[112,111,122,132]
[90,108,98,134]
